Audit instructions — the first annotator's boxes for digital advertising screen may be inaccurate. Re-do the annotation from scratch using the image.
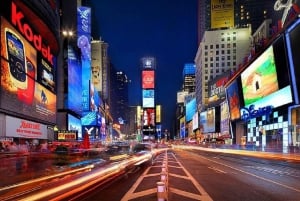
[241,35,293,110]
[192,112,199,130]
[142,70,155,89]
[180,117,186,138]
[142,89,155,108]
[68,114,82,139]
[226,79,242,121]
[67,45,82,114]
[208,71,230,106]
[200,108,216,133]
[185,98,196,122]
[81,111,98,126]
[220,101,230,136]
[143,108,155,127]
[241,46,279,106]
[286,20,300,104]
[77,6,92,112]
[0,1,58,124]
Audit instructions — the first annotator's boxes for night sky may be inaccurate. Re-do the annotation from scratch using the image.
[89,0,198,132]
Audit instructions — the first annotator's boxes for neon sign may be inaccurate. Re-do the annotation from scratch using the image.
[11,2,54,65]
[241,104,273,121]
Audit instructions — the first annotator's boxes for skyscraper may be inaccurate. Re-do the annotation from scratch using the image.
[197,0,283,43]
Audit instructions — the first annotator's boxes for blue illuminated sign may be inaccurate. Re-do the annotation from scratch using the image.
[241,104,273,121]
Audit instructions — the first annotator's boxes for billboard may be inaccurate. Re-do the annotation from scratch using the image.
[186,98,196,122]
[241,37,293,110]
[208,71,230,106]
[6,116,48,139]
[180,117,186,138]
[0,2,59,124]
[241,46,279,106]
[226,79,242,121]
[142,89,155,108]
[141,57,156,69]
[192,112,199,130]
[286,19,300,104]
[155,105,161,123]
[68,114,82,139]
[91,41,103,92]
[220,101,230,136]
[142,70,155,89]
[77,6,92,112]
[143,108,155,127]
[177,91,188,104]
[67,45,82,114]
[211,0,234,29]
[81,111,100,126]
[200,108,216,133]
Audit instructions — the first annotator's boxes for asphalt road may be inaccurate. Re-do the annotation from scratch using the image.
[79,148,300,201]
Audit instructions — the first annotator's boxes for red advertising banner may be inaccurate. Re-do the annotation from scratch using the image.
[142,70,154,89]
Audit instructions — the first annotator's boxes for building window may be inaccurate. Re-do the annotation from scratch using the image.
[222,44,225,48]
[210,44,213,49]
[216,50,219,55]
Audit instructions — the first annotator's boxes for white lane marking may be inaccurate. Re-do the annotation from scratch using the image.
[120,166,153,201]
[208,166,227,174]
[170,152,213,201]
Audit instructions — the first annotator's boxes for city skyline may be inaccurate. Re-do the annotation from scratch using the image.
[88,0,198,132]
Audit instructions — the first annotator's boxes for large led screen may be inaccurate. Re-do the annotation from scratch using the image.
[142,89,155,108]
[220,101,230,136]
[226,79,242,121]
[143,108,155,127]
[208,71,230,106]
[185,98,196,122]
[286,19,300,104]
[67,45,82,114]
[241,46,279,106]
[68,114,82,139]
[200,108,216,133]
[78,6,92,112]
[241,36,293,110]
[81,111,98,126]
[142,70,155,89]
[0,1,58,124]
